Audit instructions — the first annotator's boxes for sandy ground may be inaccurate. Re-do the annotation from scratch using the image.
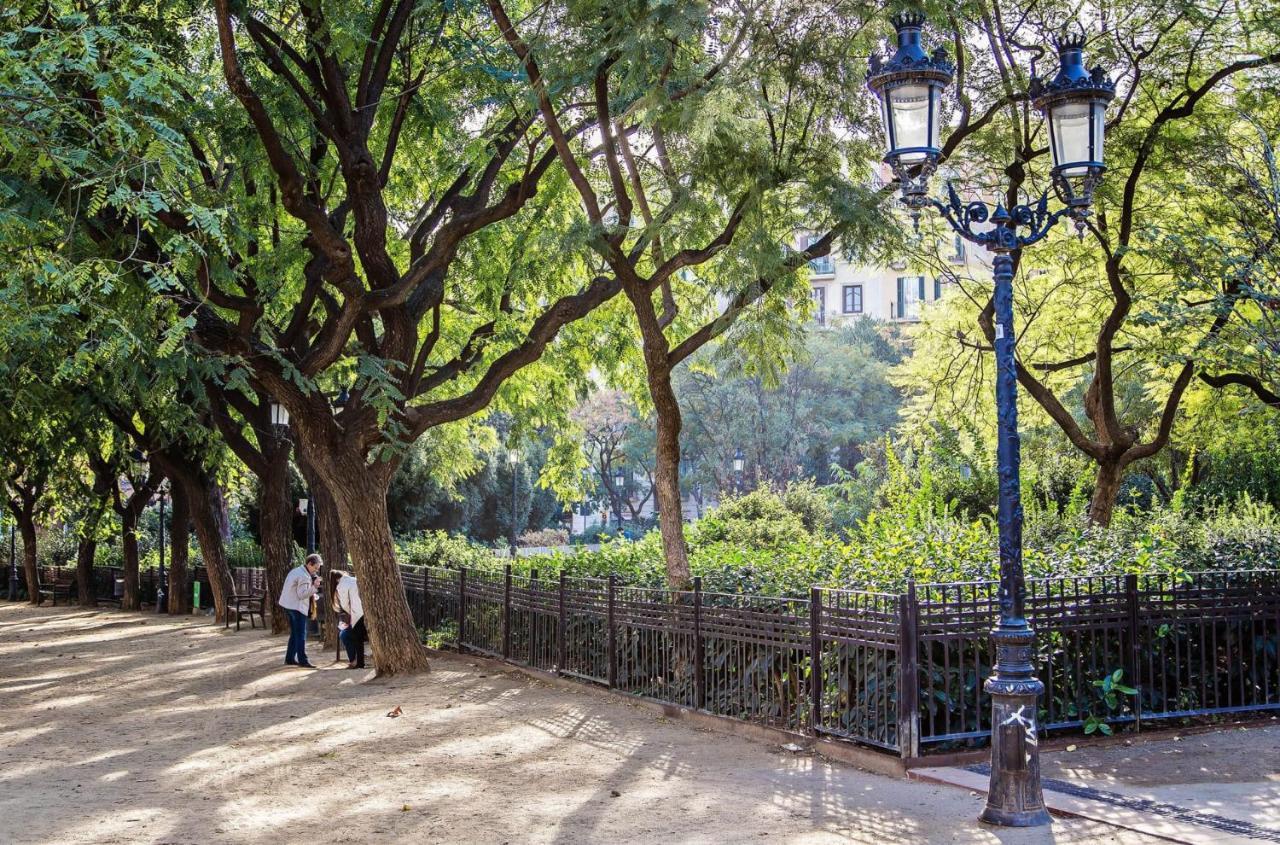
[0,604,1170,845]
[1039,720,1280,829]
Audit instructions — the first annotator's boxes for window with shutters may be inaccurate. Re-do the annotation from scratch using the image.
[897,276,924,319]
[842,284,863,314]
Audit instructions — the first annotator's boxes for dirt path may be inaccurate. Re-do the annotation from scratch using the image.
[0,604,1165,845]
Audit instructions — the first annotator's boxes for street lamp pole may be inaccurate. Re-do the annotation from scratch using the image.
[867,14,1113,828]
[612,466,625,532]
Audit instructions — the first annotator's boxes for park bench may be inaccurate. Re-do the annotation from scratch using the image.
[36,567,75,606]
[226,591,266,631]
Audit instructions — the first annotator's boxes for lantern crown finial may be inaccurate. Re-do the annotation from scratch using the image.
[889,10,927,32]
[869,11,954,83]
[1051,30,1088,52]
[1031,31,1115,103]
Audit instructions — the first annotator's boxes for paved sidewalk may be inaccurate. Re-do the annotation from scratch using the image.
[0,603,1164,845]
[916,721,1280,845]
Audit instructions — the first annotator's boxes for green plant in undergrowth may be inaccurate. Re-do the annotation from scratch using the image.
[421,620,457,650]
[1084,669,1140,736]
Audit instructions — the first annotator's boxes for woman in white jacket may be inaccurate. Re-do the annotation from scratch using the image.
[334,570,365,669]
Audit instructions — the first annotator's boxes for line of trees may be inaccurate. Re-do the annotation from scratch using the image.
[3,1,1278,677]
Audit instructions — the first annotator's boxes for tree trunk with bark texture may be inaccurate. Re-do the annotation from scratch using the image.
[307,444,428,677]
[121,506,142,611]
[649,370,691,589]
[627,284,692,590]
[259,449,295,634]
[168,485,192,615]
[182,476,234,623]
[19,515,37,604]
[116,474,158,613]
[75,537,98,607]
[1089,460,1125,528]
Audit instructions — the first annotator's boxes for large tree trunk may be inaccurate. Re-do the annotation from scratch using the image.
[168,485,192,615]
[650,371,691,589]
[117,474,158,613]
[626,284,692,589]
[75,537,98,608]
[121,505,142,611]
[259,449,295,634]
[311,448,428,677]
[76,457,115,607]
[19,514,38,604]
[1088,460,1125,528]
[183,476,234,623]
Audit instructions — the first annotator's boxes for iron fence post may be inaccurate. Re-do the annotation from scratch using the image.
[457,567,467,650]
[529,568,539,668]
[607,573,617,687]
[897,581,921,759]
[503,564,512,660]
[810,587,822,733]
[693,577,705,710]
[1125,573,1141,729]
[557,570,567,674]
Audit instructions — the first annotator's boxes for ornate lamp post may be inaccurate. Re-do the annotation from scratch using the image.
[732,448,745,494]
[612,466,626,531]
[868,13,1114,828]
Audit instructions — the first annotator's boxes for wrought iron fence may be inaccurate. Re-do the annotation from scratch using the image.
[404,565,1279,758]
[44,563,1280,758]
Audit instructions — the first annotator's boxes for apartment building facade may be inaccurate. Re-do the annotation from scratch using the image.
[798,230,992,325]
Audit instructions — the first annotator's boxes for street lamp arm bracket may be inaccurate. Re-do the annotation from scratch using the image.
[929,184,1072,253]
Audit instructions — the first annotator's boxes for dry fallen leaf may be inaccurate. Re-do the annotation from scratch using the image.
[402,804,411,812]
[386,706,403,718]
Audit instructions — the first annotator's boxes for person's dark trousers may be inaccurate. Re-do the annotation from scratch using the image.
[340,626,356,664]
[349,617,367,668]
[285,609,310,665]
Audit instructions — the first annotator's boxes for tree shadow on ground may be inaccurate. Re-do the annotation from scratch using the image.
[0,604,1162,845]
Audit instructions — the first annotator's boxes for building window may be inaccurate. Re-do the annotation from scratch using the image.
[811,286,826,324]
[897,276,924,319]
[950,234,966,263]
[934,277,942,300]
[803,234,833,275]
[842,284,863,314]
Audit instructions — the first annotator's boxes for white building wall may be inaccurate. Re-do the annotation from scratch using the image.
[802,229,991,326]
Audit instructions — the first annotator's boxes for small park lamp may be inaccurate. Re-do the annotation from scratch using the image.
[269,400,290,430]
[612,466,626,530]
[1030,34,1116,234]
[864,11,953,227]
[868,13,1115,829]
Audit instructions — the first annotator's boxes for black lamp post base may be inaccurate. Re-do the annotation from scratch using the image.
[979,679,1050,827]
